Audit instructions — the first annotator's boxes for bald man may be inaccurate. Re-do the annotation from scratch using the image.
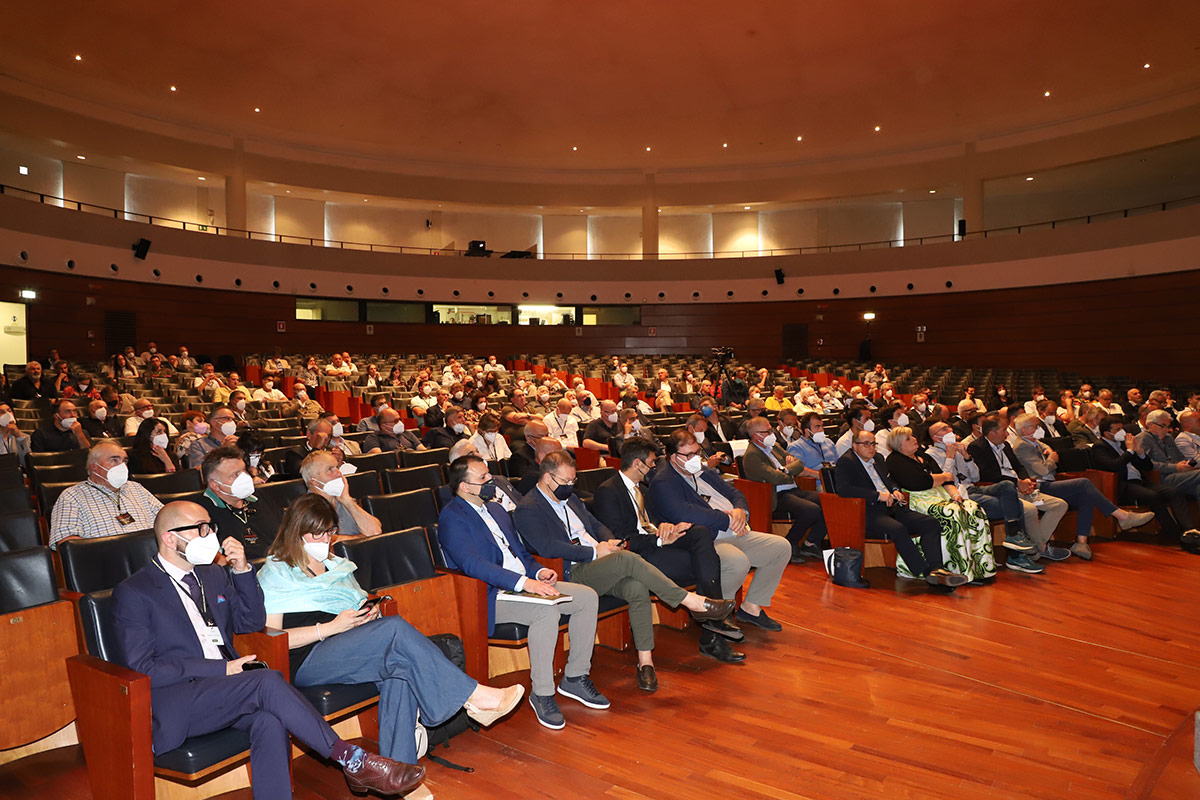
[49,441,163,549]
[364,408,424,454]
[112,502,423,798]
[545,398,580,449]
[508,419,549,488]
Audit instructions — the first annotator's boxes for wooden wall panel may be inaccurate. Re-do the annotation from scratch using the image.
[4,266,1198,383]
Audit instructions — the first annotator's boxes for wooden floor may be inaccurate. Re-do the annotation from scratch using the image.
[3,535,1198,800]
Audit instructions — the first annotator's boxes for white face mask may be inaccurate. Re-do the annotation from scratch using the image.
[631,420,642,432]
[59,416,77,430]
[862,419,875,433]
[760,433,777,449]
[941,432,956,445]
[421,386,432,396]
[1043,415,1056,426]
[222,471,256,499]
[139,408,154,419]
[811,431,827,444]
[92,407,107,421]
[693,430,706,444]
[318,477,345,497]
[1035,394,1046,402]
[1031,427,1045,440]
[235,400,247,411]
[303,541,330,562]
[297,392,308,402]
[454,392,463,400]
[483,431,497,442]
[605,413,618,425]
[249,453,262,467]
[477,402,487,412]
[452,422,466,434]
[1113,429,1127,443]
[331,423,344,438]
[916,403,927,413]
[219,421,237,437]
[152,433,169,449]
[0,412,13,427]
[338,462,358,475]
[179,532,221,566]
[781,425,794,438]
[681,455,704,475]
[895,413,909,427]
[538,394,550,403]
[264,382,273,390]
[101,462,129,490]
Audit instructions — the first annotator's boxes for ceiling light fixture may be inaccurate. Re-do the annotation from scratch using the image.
[862,312,876,321]
[254,107,261,113]
[645,146,651,151]
[1043,90,1051,97]
[1143,63,1150,69]
[722,143,728,148]
[796,135,803,141]
[74,54,82,61]
[744,206,751,210]
[76,155,86,160]
[18,165,28,176]
[929,189,936,194]
[20,290,36,300]
[873,125,881,132]
[363,198,369,202]
[572,146,577,151]
[170,85,177,92]
[197,176,206,181]
[1026,176,1034,181]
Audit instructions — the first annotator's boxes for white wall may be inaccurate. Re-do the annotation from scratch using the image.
[440,211,541,255]
[274,196,326,242]
[660,214,712,257]
[713,212,760,255]
[542,216,587,257]
[124,175,225,230]
[247,194,275,238]
[62,162,125,215]
[819,203,902,248]
[587,216,642,259]
[759,209,820,252]
[0,145,63,205]
[325,203,437,250]
[902,198,956,242]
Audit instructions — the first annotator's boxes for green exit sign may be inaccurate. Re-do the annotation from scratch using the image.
[199,225,208,231]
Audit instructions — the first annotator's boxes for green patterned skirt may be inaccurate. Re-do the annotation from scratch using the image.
[895,486,996,581]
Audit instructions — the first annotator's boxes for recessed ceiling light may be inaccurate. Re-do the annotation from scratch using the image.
[362,198,368,202]
[74,54,82,61]
[20,290,36,300]
[722,143,728,148]
[254,107,261,113]
[170,85,177,92]
[1143,63,1150,69]
[571,146,577,151]
[743,206,751,210]
[929,189,936,194]
[1043,90,1051,97]
[76,155,86,160]
[873,125,881,132]
[645,146,651,151]
[285,190,291,194]
[197,176,206,181]
[18,165,28,176]
[1025,176,1034,181]
[796,135,803,142]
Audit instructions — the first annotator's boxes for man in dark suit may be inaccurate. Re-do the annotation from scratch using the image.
[592,439,745,663]
[438,455,604,731]
[506,420,546,488]
[834,430,967,587]
[1091,415,1198,542]
[31,398,90,453]
[1035,399,1071,440]
[647,430,792,632]
[113,501,423,799]
[10,360,58,401]
[696,397,739,444]
[283,418,331,478]
[438,439,522,511]
[515,451,733,692]
[422,405,469,450]
[684,412,733,470]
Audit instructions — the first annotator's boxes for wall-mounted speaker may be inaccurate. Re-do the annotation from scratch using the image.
[132,238,152,260]
[774,268,785,285]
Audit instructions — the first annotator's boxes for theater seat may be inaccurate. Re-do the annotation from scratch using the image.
[382,464,444,494]
[346,451,398,474]
[491,594,628,640]
[298,682,380,718]
[0,546,59,614]
[249,479,307,543]
[364,488,439,533]
[59,529,158,594]
[132,470,203,495]
[333,527,436,589]
[0,510,41,553]
[150,728,252,778]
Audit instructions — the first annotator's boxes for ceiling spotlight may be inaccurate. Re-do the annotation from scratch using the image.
[1144,63,1150,69]
[873,125,881,132]
[796,135,803,141]
[254,107,261,113]
[572,146,577,151]
[20,289,36,300]
[18,165,28,176]
[285,190,291,193]
[76,155,86,160]
[170,85,177,92]
[862,312,876,321]
[645,146,651,152]
[743,206,751,210]
[722,143,728,148]
[197,176,206,181]
[929,189,936,194]
[362,198,368,202]
[1026,176,1034,181]
[74,54,82,61]
[1043,90,1051,97]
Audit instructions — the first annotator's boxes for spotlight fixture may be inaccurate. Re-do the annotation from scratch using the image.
[20,289,36,300]
[874,125,881,132]
[863,312,876,321]
[170,85,177,92]
[722,143,728,148]
[1143,63,1150,69]
[1026,176,1034,181]
[74,54,82,61]
[76,155,86,160]
[197,176,206,181]
[645,146,651,151]
[929,189,936,194]
[572,146,577,151]
[254,107,261,112]
[1043,90,1051,97]
[796,135,803,141]
[18,165,28,176]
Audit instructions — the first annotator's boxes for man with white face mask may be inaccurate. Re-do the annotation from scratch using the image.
[742,417,827,564]
[685,414,730,470]
[835,404,875,458]
[319,412,361,456]
[32,398,91,453]
[786,412,839,490]
[581,400,622,454]
[49,441,163,549]
[648,430,791,632]
[188,406,241,468]
[252,379,286,403]
[357,395,392,433]
[544,399,580,449]
[80,399,121,439]
[126,397,181,437]
[423,406,471,450]
[198,446,269,559]
[0,402,31,463]
[300,450,381,538]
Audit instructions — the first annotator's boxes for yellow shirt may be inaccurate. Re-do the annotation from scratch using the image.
[765,397,794,411]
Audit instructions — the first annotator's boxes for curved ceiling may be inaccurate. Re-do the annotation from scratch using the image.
[3,1,1200,181]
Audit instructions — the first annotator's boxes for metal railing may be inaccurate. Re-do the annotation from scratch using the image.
[2,182,1197,260]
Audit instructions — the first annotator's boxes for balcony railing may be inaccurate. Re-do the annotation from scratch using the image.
[2,183,1197,260]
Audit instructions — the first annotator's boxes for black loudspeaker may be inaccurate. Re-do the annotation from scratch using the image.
[465,240,492,257]
[500,250,535,259]
[774,268,785,285]
[956,219,967,238]
[132,238,152,260]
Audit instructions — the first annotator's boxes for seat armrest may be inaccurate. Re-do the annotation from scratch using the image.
[822,494,868,552]
[66,654,155,800]
[233,628,289,674]
[435,568,489,681]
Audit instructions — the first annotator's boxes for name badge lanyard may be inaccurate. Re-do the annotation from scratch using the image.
[89,482,135,526]
[152,558,235,659]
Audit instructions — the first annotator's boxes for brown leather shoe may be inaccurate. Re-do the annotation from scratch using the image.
[688,597,735,622]
[636,664,658,692]
[344,752,425,796]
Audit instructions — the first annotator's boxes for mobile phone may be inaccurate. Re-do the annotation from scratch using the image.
[241,660,269,671]
[359,594,391,612]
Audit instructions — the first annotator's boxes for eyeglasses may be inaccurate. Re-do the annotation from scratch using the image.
[169,521,218,537]
[853,441,877,447]
[305,529,337,541]
[548,474,576,486]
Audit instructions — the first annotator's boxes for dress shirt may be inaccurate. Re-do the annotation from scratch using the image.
[835,429,856,458]
[470,501,528,591]
[613,372,637,390]
[685,473,736,538]
[618,470,660,541]
[755,442,797,492]
[252,388,287,402]
[544,413,579,449]
[856,455,889,494]
[927,444,979,489]
[125,415,179,437]
[537,487,598,555]
[157,557,228,660]
[1104,439,1143,481]
[470,431,513,461]
[49,480,164,549]
[989,440,1018,479]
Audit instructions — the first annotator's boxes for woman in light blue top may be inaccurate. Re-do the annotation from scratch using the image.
[257,494,522,767]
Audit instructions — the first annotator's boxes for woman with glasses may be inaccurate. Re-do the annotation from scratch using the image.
[256,494,523,780]
[884,426,996,583]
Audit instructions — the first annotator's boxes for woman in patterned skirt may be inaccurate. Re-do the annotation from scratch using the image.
[884,426,996,582]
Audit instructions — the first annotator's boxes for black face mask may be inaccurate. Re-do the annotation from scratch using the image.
[478,481,497,501]
[582,397,592,407]
[552,482,574,501]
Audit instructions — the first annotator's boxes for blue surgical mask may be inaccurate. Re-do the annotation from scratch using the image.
[701,406,714,418]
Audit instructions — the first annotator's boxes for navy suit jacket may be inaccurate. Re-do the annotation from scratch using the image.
[113,559,266,752]
[437,495,543,635]
[514,487,612,577]
[646,464,747,535]
[435,474,521,510]
[833,451,900,503]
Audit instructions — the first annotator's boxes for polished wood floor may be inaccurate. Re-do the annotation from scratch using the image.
[3,535,1197,799]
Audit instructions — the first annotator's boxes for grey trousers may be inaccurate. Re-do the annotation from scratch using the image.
[494,580,597,696]
[714,530,792,607]
[1022,493,1069,547]
[570,551,688,652]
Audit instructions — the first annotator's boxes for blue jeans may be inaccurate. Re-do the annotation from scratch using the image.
[1040,478,1117,538]
[294,616,477,763]
[967,481,1023,522]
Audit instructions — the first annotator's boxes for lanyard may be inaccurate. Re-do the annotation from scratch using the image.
[86,481,123,513]
[152,557,214,625]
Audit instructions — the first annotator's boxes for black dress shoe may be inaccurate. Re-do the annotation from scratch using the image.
[701,617,745,642]
[798,542,823,560]
[688,597,735,622]
[700,634,746,663]
[789,544,807,564]
[735,607,783,631]
[636,664,658,692]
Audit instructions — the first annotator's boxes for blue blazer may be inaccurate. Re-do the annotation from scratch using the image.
[113,559,266,753]
[646,464,748,534]
[438,496,543,635]
[435,474,521,510]
[514,488,612,578]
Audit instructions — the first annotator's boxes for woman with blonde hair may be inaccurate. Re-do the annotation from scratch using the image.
[884,426,996,583]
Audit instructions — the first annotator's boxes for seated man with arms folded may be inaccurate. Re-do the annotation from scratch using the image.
[1010,413,1154,560]
[742,416,827,564]
[1092,414,1199,547]
[80,398,121,440]
[647,430,792,632]
[282,384,325,423]
[32,398,90,453]
[50,440,163,550]
[786,412,839,490]
[516,451,734,693]
[500,388,536,442]
[423,405,470,450]
[470,412,512,462]
[114,501,425,799]
[592,439,745,663]
[257,494,522,788]
[299,450,381,538]
[438,455,605,731]
[835,430,968,587]
[363,408,425,454]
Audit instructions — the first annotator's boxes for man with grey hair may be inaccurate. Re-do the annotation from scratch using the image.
[544,398,580,449]
[49,440,163,549]
[1140,409,1200,501]
[1011,412,1154,559]
[284,418,333,477]
[1175,409,1200,463]
[364,408,425,454]
[735,397,768,440]
[300,450,381,538]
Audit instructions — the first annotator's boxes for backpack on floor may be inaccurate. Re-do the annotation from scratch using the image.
[423,633,479,772]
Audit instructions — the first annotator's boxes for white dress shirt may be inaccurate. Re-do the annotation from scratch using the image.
[158,558,227,660]
[470,501,528,590]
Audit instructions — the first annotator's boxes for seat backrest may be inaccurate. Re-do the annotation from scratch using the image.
[131,470,203,496]
[382,464,444,494]
[346,451,399,474]
[333,527,435,590]
[59,530,158,593]
[154,489,206,505]
[0,486,32,513]
[37,480,78,517]
[364,488,439,532]
[575,467,615,496]
[0,511,42,553]
[399,447,450,469]
[1056,447,1091,473]
[248,479,307,542]
[0,547,59,614]
[346,470,381,499]
[262,445,300,472]
[819,466,838,493]
[30,462,87,490]
[77,589,120,662]
[27,448,89,469]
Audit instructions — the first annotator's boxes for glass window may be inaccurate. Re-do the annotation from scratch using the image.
[517,305,574,326]
[582,306,640,325]
[295,298,358,322]
[433,305,514,325]
[366,302,426,323]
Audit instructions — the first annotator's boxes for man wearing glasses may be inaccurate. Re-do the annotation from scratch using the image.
[647,430,792,632]
[112,501,425,798]
[834,431,968,587]
[188,406,242,467]
[1138,409,1200,502]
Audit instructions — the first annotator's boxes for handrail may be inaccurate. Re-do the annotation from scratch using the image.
[2,182,1198,260]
